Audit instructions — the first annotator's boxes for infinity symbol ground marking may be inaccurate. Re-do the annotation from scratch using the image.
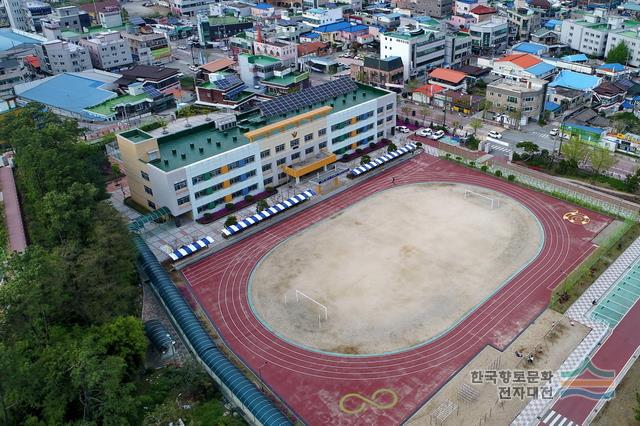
[339,388,399,415]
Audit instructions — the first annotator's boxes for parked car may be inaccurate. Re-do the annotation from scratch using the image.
[549,128,559,137]
[432,130,445,140]
[488,130,502,139]
[395,126,411,133]
[416,128,433,137]
[188,65,199,72]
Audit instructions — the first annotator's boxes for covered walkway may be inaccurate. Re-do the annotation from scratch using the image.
[0,166,26,252]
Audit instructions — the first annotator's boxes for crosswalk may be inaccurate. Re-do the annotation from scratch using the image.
[488,143,512,155]
[540,410,578,426]
[527,131,552,140]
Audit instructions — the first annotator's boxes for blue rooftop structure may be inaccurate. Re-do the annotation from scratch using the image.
[18,73,116,119]
[302,31,320,39]
[622,99,634,109]
[254,2,273,8]
[562,53,589,63]
[544,19,561,29]
[597,63,625,72]
[563,122,604,134]
[549,70,601,91]
[0,28,44,51]
[513,42,547,55]
[622,1,640,11]
[544,101,561,112]
[342,24,369,32]
[526,61,556,77]
[314,20,353,32]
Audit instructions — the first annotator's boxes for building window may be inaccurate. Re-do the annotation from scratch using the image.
[319,141,327,149]
[318,128,327,136]
[386,103,393,110]
[291,152,300,160]
[377,106,384,113]
[290,138,299,149]
[386,116,392,122]
[278,172,287,179]
[507,96,518,103]
[144,185,153,195]
[263,177,273,185]
[276,157,286,166]
[304,133,313,141]
[305,146,314,154]
[141,170,150,181]
[174,180,187,191]
[276,143,285,153]
[177,195,190,205]
[260,149,270,158]
[147,200,156,209]
[262,163,272,172]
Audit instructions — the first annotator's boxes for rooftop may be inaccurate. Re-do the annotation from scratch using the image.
[15,72,117,119]
[86,92,150,116]
[561,53,589,63]
[208,16,242,25]
[240,53,280,66]
[512,42,547,55]
[429,68,467,84]
[125,81,390,171]
[261,71,309,87]
[199,57,235,73]
[0,28,45,51]
[120,65,180,81]
[525,62,556,77]
[549,70,601,91]
[496,53,542,69]
[469,5,496,14]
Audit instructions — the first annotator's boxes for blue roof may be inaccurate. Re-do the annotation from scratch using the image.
[549,70,600,91]
[563,122,604,134]
[526,61,555,77]
[623,2,640,11]
[562,53,589,63]
[597,63,625,72]
[342,24,369,32]
[313,20,353,32]
[622,100,634,109]
[512,42,547,55]
[544,101,561,112]
[302,31,320,39]
[544,19,561,29]
[0,28,44,51]
[18,73,116,118]
[254,2,273,8]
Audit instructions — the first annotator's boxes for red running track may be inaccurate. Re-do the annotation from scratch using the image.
[183,154,610,425]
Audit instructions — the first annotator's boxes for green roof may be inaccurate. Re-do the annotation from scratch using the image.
[120,129,153,143]
[384,30,423,40]
[262,71,309,87]
[87,93,150,116]
[153,123,249,171]
[126,83,389,171]
[208,16,242,25]
[240,54,280,66]
[616,30,640,38]
[61,25,127,38]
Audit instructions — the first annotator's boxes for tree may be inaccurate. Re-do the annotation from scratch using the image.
[516,141,540,160]
[360,155,371,165]
[606,41,631,65]
[224,216,237,227]
[561,138,590,169]
[469,118,483,135]
[387,142,397,152]
[420,107,431,124]
[256,199,269,213]
[589,147,618,176]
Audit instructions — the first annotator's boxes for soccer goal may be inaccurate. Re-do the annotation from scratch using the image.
[285,289,328,328]
[464,189,498,210]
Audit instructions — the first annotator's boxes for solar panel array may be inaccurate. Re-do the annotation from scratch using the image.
[214,75,243,90]
[259,78,358,118]
[143,85,163,99]
[225,84,246,100]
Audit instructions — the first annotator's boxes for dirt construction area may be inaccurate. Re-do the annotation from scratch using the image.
[249,183,544,354]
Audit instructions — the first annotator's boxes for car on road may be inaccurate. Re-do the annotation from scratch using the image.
[549,128,559,137]
[395,126,411,133]
[177,45,188,50]
[432,130,445,140]
[488,130,502,139]
[416,128,433,137]
[188,65,199,72]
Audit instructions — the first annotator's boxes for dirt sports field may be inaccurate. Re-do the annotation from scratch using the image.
[251,183,543,354]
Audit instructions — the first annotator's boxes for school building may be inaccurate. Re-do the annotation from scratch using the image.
[116,79,397,219]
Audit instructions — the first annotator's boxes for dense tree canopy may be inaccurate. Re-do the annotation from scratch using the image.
[606,41,631,65]
[0,103,238,425]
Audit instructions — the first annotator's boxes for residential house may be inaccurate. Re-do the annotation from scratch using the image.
[486,77,546,126]
[80,31,133,71]
[428,68,468,91]
[351,56,404,89]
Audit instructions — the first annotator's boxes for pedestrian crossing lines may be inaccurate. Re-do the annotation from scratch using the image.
[540,410,579,426]
[529,131,552,140]
[488,143,512,155]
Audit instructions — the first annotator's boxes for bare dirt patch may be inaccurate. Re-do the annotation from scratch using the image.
[250,183,543,354]
[406,310,590,425]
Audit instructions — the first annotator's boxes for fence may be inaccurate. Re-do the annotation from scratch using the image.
[420,141,640,220]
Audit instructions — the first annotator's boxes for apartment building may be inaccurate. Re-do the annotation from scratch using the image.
[394,0,453,19]
[302,6,344,27]
[238,53,309,94]
[116,79,396,219]
[80,31,133,71]
[380,25,445,82]
[606,28,640,67]
[122,26,171,65]
[444,32,472,68]
[169,0,216,16]
[0,57,29,97]
[41,6,91,38]
[35,39,91,74]
[469,16,508,54]
[507,8,541,40]
[560,11,632,58]
[486,78,546,126]
[4,0,31,32]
